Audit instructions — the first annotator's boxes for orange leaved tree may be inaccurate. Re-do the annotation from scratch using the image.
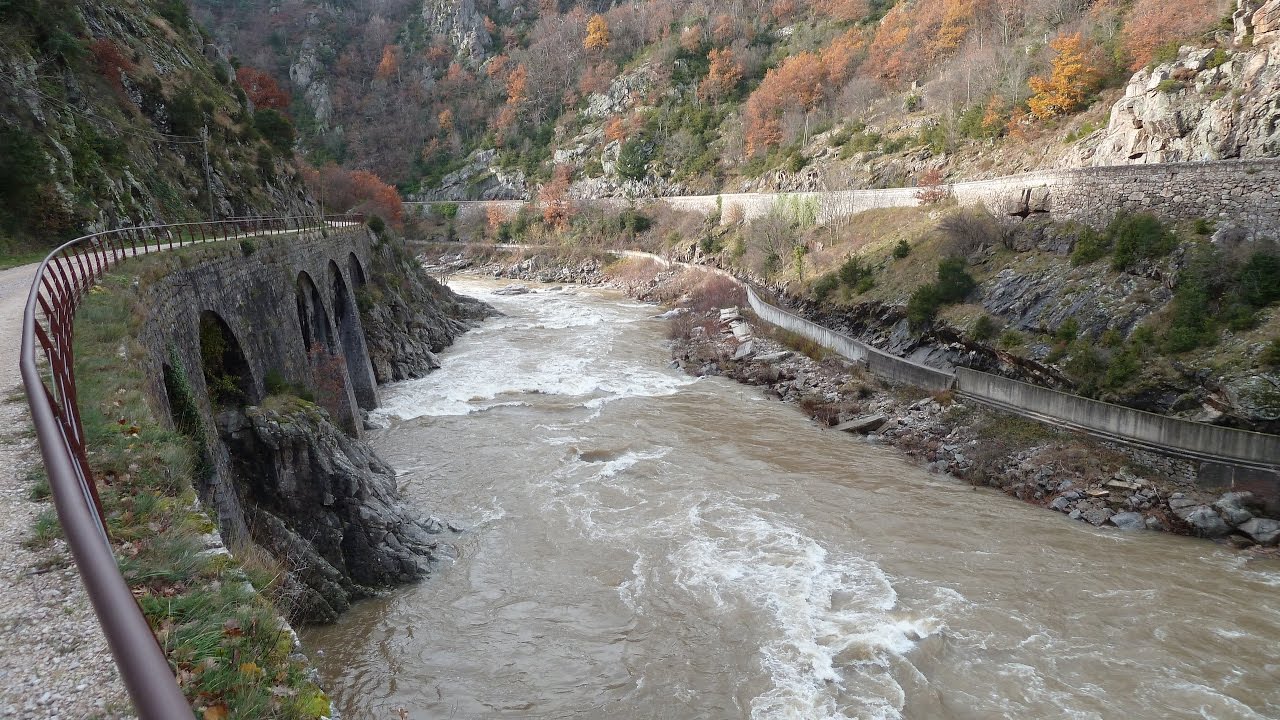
[1027,33,1100,120]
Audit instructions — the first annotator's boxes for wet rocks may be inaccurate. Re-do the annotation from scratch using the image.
[1110,511,1146,530]
[361,243,494,383]
[1238,517,1280,545]
[218,404,448,623]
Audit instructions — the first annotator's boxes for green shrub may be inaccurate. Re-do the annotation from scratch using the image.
[1065,340,1107,396]
[434,202,459,220]
[1237,250,1280,307]
[0,126,48,220]
[970,314,999,341]
[1109,213,1176,271]
[998,329,1024,349]
[907,284,942,329]
[367,215,386,235]
[1193,217,1214,236]
[812,272,840,302]
[168,88,204,137]
[238,239,256,256]
[934,258,976,303]
[837,255,872,287]
[1070,228,1110,266]
[1054,317,1080,342]
[1262,338,1280,368]
[617,136,653,181]
[1155,79,1185,94]
[253,108,295,154]
[893,239,911,259]
[1104,346,1141,389]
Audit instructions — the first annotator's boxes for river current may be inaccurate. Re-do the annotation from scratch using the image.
[303,278,1280,720]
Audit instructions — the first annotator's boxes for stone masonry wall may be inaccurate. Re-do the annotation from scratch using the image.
[430,159,1280,237]
[129,224,377,544]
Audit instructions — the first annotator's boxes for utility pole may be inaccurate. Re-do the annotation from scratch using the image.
[200,126,216,221]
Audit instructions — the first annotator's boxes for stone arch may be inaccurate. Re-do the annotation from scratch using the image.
[329,260,379,410]
[295,271,334,354]
[198,311,255,409]
[348,252,367,289]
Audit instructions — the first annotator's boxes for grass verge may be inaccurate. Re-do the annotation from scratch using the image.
[60,250,331,717]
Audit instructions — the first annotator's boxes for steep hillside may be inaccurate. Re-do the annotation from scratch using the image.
[0,0,314,257]
[191,0,1280,201]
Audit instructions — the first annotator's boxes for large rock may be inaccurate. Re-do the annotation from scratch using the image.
[219,402,449,623]
[1214,491,1260,526]
[1184,506,1232,538]
[1254,0,1280,41]
[1238,517,1280,545]
[1067,38,1280,166]
[1110,511,1146,530]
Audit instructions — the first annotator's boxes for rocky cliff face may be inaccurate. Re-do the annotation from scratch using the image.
[1071,2,1280,166]
[218,401,448,623]
[0,0,313,250]
[360,239,494,382]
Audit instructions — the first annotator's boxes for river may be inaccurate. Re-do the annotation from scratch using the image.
[302,278,1280,720]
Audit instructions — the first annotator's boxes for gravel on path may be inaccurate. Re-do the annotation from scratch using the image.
[0,263,133,719]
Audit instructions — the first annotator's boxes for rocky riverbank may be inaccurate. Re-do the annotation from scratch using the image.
[429,246,1280,552]
[671,304,1280,551]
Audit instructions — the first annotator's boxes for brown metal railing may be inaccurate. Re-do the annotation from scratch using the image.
[18,214,363,719]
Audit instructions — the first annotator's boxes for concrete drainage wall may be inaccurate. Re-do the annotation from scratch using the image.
[738,283,1276,470]
[954,369,1280,467]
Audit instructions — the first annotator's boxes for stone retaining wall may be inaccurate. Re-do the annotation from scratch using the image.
[423,158,1280,235]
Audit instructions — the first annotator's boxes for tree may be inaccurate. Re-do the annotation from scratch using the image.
[1121,0,1223,69]
[698,47,743,103]
[616,135,653,180]
[376,44,401,81]
[584,13,610,50]
[539,165,575,229]
[1027,33,1099,120]
[235,67,290,110]
[815,0,870,22]
[302,163,403,228]
[743,52,827,154]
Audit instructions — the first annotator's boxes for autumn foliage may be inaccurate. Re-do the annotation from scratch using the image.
[235,67,290,110]
[698,47,743,103]
[1028,33,1101,120]
[584,14,611,51]
[538,165,575,229]
[302,163,404,228]
[1121,0,1225,70]
[89,39,134,94]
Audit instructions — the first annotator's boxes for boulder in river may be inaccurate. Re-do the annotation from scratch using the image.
[1238,518,1280,546]
[1184,506,1232,538]
[1110,512,1146,530]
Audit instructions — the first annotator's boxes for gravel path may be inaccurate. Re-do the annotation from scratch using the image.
[0,263,133,719]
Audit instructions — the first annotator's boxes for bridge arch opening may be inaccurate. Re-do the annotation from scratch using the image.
[348,252,367,290]
[329,260,377,410]
[295,271,334,354]
[198,311,255,410]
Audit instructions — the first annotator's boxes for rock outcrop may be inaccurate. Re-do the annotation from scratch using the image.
[218,401,450,623]
[360,240,493,382]
[1072,32,1280,165]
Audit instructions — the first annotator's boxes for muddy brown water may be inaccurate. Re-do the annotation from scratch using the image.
[303,279,1280,720]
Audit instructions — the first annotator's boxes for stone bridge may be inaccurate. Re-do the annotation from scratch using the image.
[130,223,380,542]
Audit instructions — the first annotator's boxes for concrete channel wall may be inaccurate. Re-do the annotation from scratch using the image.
[955,369,1280,467]
[737,284,1275,469]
